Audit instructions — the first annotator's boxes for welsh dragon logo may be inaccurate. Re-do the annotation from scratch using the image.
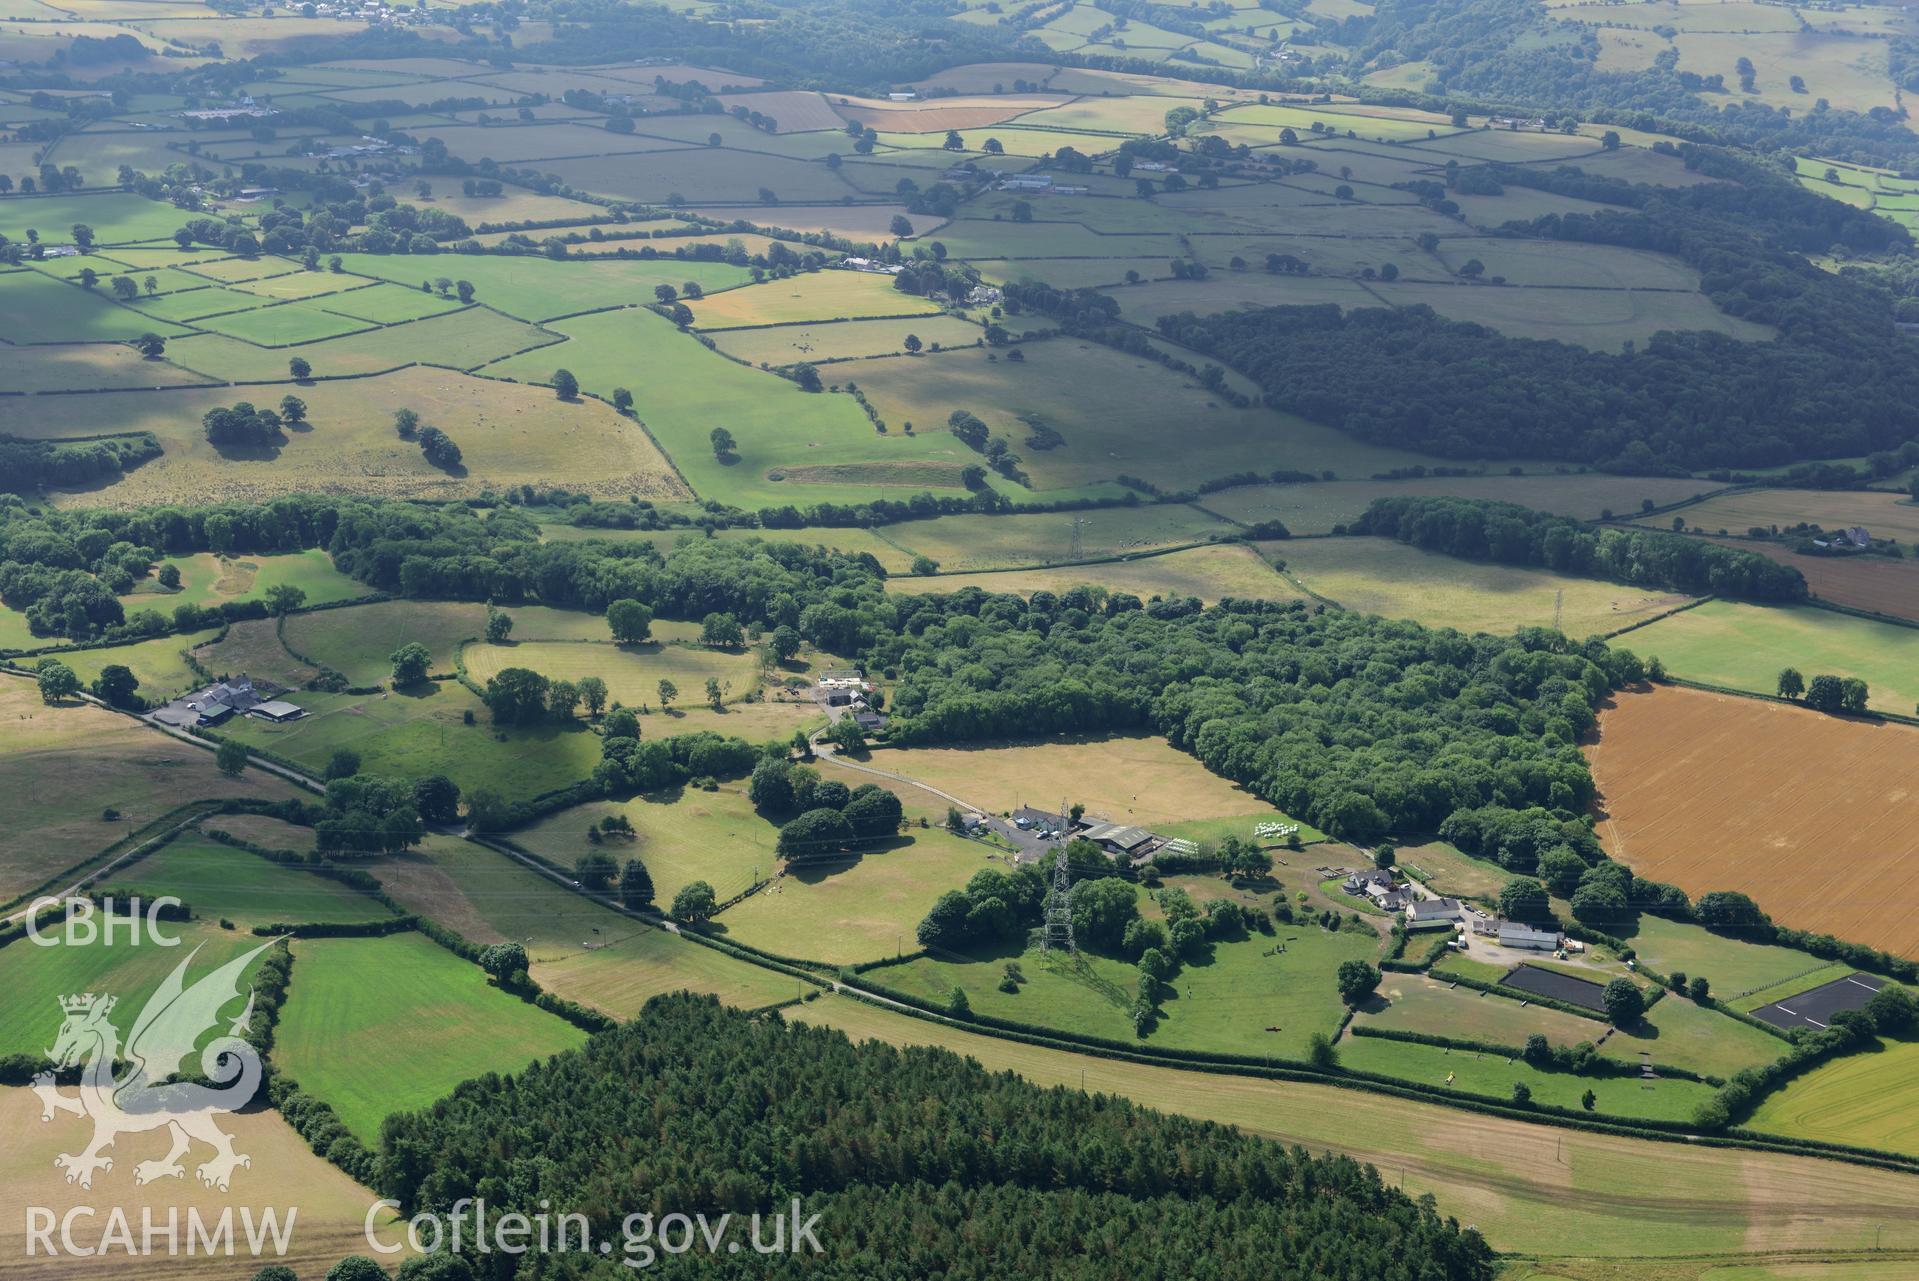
[32,940,275,1191]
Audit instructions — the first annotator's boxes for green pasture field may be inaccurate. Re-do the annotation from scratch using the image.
[111,833,396,927]
[487,306,978,508]
[0,271,192,344]
[1337,1035,1715,1121]
[1099,273,1381,324]
[190,617,315,690]
[192,299,377,346]
[0,679,306,906]
[369,835,799,1014]
[684,202,921,241]
[410,188,610,225]
[1394,841,1511,901]
[181,257,291,284]
[886,504,1236,570]
[712,314,985,365]
[928,218,1185,261]
[889,542,1301,604]
[517,785,776,907]
[1268,537,1696,637]
[0,191,204,244]
[1627,600,1919,715]
[103,245,254,270]
[688,270,942,329]
[1403,129,1605,165]
[0,921,269,1060]
[118,549,366,618]
[1199,474,1718,533]
[58,629,221,699]
[0,341,212,393]
[1363,972,1624,1051]
[217,682,602,802]
[22,366,687,509]
[314,282,466,324]
[461,637,762,709]
[1012,94,1205,134]
[127,286,270,323]
[1634,488,1919,544]
[539,149,852,206]
[880,895,1380,1061]
[275,932,587,1142]
[861,733,1278,828]
[971,256,1179,289]
[411,121,689,163]
[1628,988,1787,1076]
[1749,1039,1919,1157]
[280,599,485,685]
[840,338,1432,492]
[1431,239,1701,290]
[1674,30,1895,116]
[873,126,1128,157]
[236,271,361,301]
[1447,185,1637,229]
[716,830,988,966]
[1152,808,1327,847]
[332,253,749,322]
[1367,280,1773,351]
[167,306,561,381]
[1620,915,1832,1000]
[1215,103,1459,143]
[957,190,1198,235]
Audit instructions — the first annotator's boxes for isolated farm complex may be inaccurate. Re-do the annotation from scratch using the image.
[4,1,1919,1278]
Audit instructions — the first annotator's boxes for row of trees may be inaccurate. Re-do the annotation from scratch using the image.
[1351,495,1809,603]
[1775,667,1872,715]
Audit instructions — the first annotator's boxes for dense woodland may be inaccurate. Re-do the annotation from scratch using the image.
[1350,495,1809,602]
[373,993,1496,1278]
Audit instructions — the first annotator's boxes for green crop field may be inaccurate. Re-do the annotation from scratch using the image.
[1628,600,1919,715]
[688,270,942,328]
[369,835,799,1014]
[888,542,1301,604]
[1750,1039,1919,1157]
[716,829,988,965]
[0,921,268,1059]
[1271,537,1697,637]
[217,683,602,802]
[461,637,762,709]
[110,833,397,927]
[274,932,588,1142]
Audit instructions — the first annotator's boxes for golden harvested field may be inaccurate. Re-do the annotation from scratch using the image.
[0,678,307,906]
[689,271,942,329]
[1696,535,1919,623]
[888,543,1302,604]
[19,367,688,508]
[867,733,1273,827]
[1587,685,1919,957]
[1271,537,1695,637]
[795,993,1919,1261]
[0,1086,402,1281]
[1637,489,1919,544]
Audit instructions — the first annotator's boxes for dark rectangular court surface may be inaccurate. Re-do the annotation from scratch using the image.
[1499,963,1607,1012]
[1750,971,1884,1031]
